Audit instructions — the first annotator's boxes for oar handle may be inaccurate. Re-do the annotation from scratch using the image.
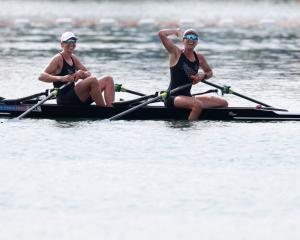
[202,79,272,107]
[168,83,192,94]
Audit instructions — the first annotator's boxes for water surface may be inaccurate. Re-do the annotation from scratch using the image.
[0,1,300,239]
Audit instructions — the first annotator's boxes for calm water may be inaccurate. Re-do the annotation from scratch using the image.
[1,0,300,239]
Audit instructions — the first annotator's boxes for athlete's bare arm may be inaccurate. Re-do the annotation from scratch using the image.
[158,29,182,67]
[72,55,91,80]
[38,54,74,83]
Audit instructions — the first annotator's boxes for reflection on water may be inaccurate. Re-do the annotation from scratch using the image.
[52,120,86,128]
[165,120,195,129]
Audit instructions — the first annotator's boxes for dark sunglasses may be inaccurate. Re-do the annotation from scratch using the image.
[183,34,198,41]
[63,39,77,44]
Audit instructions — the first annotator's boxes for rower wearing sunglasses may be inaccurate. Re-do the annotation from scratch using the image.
[39,32,115,106]
[158,28,228,120]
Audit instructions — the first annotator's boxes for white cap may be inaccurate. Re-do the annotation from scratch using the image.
[182,28,198,37]
[60,32,77,42]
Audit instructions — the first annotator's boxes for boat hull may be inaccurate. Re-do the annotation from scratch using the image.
[1,103,300,121]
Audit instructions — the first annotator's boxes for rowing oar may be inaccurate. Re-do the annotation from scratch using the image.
[2,90,49,104]
[202,79,272,107]
[191,89,218,96]
[201,79,288,112]
[112,93,158,107]
[12,82,72,120]
[115,84,146,97]
[109,83,192,121]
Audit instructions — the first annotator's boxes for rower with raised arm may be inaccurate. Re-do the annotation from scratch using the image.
[39,32,115,106]
[158,28,228,120]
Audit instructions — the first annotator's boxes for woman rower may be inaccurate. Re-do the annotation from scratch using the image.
[39,32,115,106]
[158,28,228,120]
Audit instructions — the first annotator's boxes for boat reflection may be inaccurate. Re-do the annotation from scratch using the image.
[165,120,195,129]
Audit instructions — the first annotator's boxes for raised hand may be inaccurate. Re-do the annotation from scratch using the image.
[174,28,181,38]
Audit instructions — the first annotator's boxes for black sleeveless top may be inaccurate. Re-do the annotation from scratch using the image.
[168,51,200,96]
[54,53,76,94]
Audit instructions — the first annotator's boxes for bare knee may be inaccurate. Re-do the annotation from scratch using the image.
[221,99,229,107]
[192,100,203,112]
[213,96,228,107]
[87,76,99,88]
[106,76,114,83]
[99,76,114,85]
[86,76,97,82]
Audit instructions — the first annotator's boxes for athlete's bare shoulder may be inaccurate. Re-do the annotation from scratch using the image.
[196,52,207,65]
[196,52,205,60]
[50,53,63,64]
[45,54,62,67]
[70,54,81,64]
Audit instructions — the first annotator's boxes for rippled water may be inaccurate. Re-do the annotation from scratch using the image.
[1,1,300,239]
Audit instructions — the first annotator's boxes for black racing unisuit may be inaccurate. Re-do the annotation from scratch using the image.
[54,53,91,105]
[164,51,199,108]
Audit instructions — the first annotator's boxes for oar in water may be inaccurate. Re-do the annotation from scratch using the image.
[115,84,146,97]
[12,82,72,120]
[109,83,192,121]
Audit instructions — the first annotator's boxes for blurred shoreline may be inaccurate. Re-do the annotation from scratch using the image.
[0,0,300,29]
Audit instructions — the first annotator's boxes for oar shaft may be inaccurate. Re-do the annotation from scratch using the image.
[2,91,48,104]
[123,89,146,96]
[230,91,271,107]
[109,83,192,121]
[109,95,161,121]
[112,93,157,107]
[115,84,146,96]
[15,93,55,120]
[14,82,72,120]
[202,79,222,90]
[191,89,218,96]
[202,79,272,107]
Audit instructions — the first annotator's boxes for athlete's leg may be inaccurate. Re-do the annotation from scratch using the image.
[174,96,203,121]
[195,95,228,108]
[98,76,115,107]
[75,76,105,106]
